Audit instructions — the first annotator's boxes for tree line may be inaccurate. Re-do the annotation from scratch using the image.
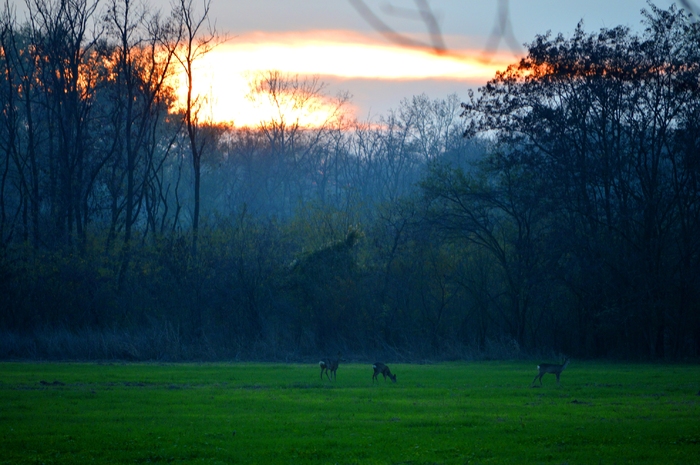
[1,1,698,361]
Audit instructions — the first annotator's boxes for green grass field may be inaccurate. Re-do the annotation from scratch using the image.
[1,361,698,464]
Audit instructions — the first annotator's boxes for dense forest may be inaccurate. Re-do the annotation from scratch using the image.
[1,0,699,361]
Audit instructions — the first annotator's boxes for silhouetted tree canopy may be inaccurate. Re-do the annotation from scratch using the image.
[443,3,700,358]
[0,1,698,361]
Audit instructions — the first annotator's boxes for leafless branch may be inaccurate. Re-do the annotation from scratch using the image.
[481,0,522,61]
[348,0,523,62]
[678,0,700,17]
[348,0,446,54]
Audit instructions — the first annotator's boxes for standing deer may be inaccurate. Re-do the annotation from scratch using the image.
[372,362,397,383]
[531,359,570,386]
[319,353,342,381]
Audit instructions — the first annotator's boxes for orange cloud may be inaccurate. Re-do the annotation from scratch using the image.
[171,30,511,127]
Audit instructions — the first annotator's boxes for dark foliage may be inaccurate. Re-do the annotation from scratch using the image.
[0,1,698,361]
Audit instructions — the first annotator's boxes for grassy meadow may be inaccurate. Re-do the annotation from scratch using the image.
[0,361,698,464]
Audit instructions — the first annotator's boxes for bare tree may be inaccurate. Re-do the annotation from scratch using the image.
[101,0,181,287]
[24,0,102,246]
[245,70,350,217]
[0,1,22,245]
[171,0,218,257]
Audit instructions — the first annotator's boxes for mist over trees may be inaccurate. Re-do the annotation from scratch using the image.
[1,1,698,361]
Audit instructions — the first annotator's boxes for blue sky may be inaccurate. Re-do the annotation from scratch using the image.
[214,0,658,36]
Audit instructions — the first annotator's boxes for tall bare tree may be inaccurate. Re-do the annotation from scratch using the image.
[172,0,217,257]
[25,0,102,247]
[102,0,180,287]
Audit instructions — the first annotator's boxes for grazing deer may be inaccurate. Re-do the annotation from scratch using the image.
[319,353,342,381]
[532,359,570,386]
[372,362,397,383]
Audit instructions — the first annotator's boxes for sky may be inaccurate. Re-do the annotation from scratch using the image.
[185,0,686,126]
[17,0,691,126]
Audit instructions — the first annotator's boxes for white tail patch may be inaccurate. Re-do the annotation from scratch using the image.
[319,354,342,381]
[372,362,397,383]
[532,359,569,386]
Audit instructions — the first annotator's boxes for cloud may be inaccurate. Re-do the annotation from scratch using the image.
[172,30,512,125]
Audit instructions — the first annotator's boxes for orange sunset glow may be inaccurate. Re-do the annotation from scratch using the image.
[172,30,512,127]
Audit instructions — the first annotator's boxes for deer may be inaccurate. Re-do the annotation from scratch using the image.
[531,358,570,386]
[372,362,397,383]
[319,353,342,381]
